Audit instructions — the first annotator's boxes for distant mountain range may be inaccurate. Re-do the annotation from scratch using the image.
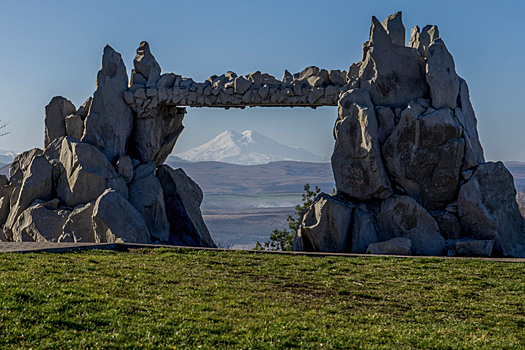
[174,130,329,165]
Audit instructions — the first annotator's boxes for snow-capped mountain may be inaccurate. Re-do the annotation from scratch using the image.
[0,150,18,164]
[175,130,329,165]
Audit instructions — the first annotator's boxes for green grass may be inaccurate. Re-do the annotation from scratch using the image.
[1,249,524,349]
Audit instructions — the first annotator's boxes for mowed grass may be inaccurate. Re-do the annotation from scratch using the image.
[0,249,524,349]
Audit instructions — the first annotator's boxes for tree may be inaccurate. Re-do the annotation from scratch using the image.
[254,183,321,251]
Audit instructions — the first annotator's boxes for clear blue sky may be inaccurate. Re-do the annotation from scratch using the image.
[1,0,524,161]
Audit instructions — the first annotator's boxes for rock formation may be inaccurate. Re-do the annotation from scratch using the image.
[294,13,525,257]
[0,43,216,248]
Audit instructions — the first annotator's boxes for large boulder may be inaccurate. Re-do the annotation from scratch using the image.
[293,193,354,252]
[331,89,392,200]
[10,148,44,186]
[349,204,379,253]
[56,137,128,208]
[358,16,427,107]
[455,240,494,257]
[133,41,161,87]
[129,106,186,166]
[44,96,76,149]
[458,162,525,257]
[12,199,70,242]
[378,196,446,255]
[426,39,460,110]
[157,165,216,247]
[62,201,96,243]
[456,79,485,163]
[128,162,170,242]
[92,189,151,243]
[367,237,411,255]
[382,108,465,209]
[82,45,133,163]
[4,155,53,240]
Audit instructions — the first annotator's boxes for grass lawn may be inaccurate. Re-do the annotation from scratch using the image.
[0,248,524,349]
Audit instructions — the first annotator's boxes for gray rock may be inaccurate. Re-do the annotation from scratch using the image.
[157,165,216,247]
[43,137,65,162]
[376,106,395,144]
[4,155,53,241]
[378,196,446,255]
[246,71,262,88]
[234,76,252,95]
[129,171,170,242]
[328,70,346,86]
[430,210,461,240]
[129,69,147,86]
[456,79,485,163]
[62,201,95,242]
[12,199,70,242]
[44,96,76,149]
[76,97,92,119]
[332,89,392,200]
[359,16,427,107]
[133,41,161,87]
[115,155,133,184]
[458,162,525,257]
[293,193,354,252]
[0,175,8,189]
[367,237,411,255]
[10,148,43,186]
[82,45,133,163]
[426,38,460,110]
[381,12,405,46]
[408,25,420,51]
[129,106,186,166]
[157,73,178,88]
[382,108,464,209]
[65,114,84,140]
[282,70,294,84]
[0,195,10,227]
[455,240,495,257]
[418,25,440,58]
[350,204,379,253]
[92,189,151,243]
[57,137,128,208]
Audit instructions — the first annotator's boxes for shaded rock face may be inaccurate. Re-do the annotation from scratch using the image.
[157,165,216,248]
[82,45,133,164]
[129,105,186,166]
[367,237,411,255]
[44,97,76,149]
[92,189,151,244]
[382,108,464,210]
[358,16,427,107]
[12,199,70,242]
[331,90,392,200]
[133,41,161,87]
[378,196,445,256]
[458,162,525,257]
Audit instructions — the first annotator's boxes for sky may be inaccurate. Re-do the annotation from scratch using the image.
[0,0,524,161]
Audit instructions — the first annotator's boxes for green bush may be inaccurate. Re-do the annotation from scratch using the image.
[254,184,321,251]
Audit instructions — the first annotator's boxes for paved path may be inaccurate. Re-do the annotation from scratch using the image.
[1,242,525,262]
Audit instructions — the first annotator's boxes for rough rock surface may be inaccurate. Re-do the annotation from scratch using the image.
[130,105,185,166]
[367,237,411,255]
[293,193,354,252]
[426,39,460,110]
[57,137,128,207]
[129,162,170,242]
[82,45,133,163]
[133,41,161,87]
[455,240,494,257]
[12,199,70,242]
[358,16,427,107]
[458,162,525,257]
[383,108,464,209]
[378,196,445,256]
[92,189,151,244]
[381,12,405,46]
[44,97,77,148]
[157,165,216,247]
[62,202,95,243]
[332,89,392,200]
